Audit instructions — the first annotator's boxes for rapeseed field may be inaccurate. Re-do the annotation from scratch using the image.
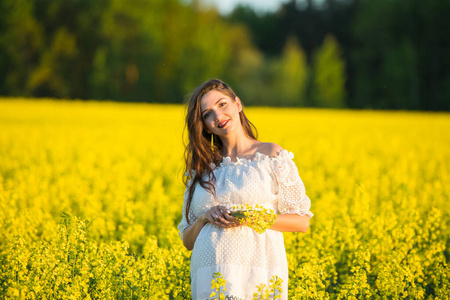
[0,98,448,299]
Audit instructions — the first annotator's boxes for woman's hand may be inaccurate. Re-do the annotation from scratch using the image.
[183,205,242,250]
[202,206,241,228]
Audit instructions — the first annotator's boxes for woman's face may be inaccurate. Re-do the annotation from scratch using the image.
[200,89,242,136]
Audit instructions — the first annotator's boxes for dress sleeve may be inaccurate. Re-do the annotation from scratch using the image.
[270,150,314,218]
[177,176,197,240]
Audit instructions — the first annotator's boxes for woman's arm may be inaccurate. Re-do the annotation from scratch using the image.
[269,213,310,233]
[182,216,208,251]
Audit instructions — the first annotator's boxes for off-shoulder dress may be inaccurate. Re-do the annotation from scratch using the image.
[178,150,314,300]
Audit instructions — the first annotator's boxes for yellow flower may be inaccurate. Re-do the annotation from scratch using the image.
[231,204,277,234]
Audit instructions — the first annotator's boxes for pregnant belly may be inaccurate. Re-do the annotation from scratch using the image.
[191,224,285,272]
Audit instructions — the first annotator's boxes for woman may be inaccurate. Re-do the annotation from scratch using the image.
[178,79,313,299]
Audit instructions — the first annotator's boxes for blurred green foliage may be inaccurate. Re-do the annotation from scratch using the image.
[0,0,449,110]
[229,0,450,110]
[350,0,450,110]
[312,34,346,108]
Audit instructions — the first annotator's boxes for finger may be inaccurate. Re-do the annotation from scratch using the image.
[209,207,233,226]
[215,215,231,225]
[206,212,217,224]
[222,213,237,222]
[212,220,229,228]
[210,209,221,219]
[225,222,242,228]
[216,207,234,220]
[217,206,231,215]
[211,208,228,221]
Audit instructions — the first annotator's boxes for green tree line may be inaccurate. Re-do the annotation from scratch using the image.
[229,0,450,110]
[0,0,449,110]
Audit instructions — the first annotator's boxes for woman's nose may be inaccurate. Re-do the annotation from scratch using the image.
[213,110,220,121]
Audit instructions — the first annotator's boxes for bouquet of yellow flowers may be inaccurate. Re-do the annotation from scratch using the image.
[230,204,277,234]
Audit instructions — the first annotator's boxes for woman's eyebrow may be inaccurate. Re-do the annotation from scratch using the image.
[201,98,226,114]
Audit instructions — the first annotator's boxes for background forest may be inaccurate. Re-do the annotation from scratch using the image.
[1,0,450,110]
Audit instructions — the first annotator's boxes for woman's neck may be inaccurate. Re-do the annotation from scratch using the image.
[219,132,259,160]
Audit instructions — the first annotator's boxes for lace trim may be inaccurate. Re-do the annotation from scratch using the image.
[207,296,246,300]
[213,149,293,168]
[184,150,294,174]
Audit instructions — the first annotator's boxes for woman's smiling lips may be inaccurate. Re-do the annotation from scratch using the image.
[218,119,230,128]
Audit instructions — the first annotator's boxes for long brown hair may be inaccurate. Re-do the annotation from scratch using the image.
[183,79,258,224]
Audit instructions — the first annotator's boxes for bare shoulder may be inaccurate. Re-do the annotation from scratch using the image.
[256,142,284,157]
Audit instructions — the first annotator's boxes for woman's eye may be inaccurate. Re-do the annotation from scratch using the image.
[203,112,210,119]
[219,102,226,107]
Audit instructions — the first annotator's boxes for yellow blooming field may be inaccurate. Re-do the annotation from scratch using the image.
[0,98,449,299]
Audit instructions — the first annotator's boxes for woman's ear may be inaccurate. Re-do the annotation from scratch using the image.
[235,96,243,112]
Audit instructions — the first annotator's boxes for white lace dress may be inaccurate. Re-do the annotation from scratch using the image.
[178,150,314,300]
